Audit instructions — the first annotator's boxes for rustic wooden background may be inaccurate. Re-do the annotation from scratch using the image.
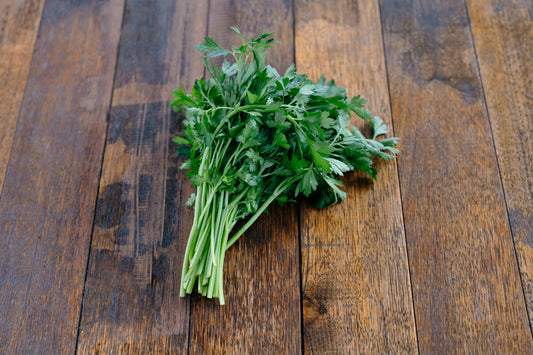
[1,0,532,353]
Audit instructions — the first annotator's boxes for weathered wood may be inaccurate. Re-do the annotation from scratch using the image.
[76,0,207,353]
[466,0,533,326]
[187,0,301,353]
[294,0,418,353]
[380,0,533,352]
[0,0,44,194]
[0,0,124,353]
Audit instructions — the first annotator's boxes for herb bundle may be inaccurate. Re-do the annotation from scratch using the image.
[172,28,398,304]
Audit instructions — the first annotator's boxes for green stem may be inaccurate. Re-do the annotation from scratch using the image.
[225,176,298,250]
[181,185,238,303]
[180,146,212,297]
[181,167,299,302]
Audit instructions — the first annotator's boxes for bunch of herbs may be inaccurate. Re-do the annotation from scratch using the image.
[171,28,398,304]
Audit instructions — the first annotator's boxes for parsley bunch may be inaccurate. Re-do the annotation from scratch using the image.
[172,27,398,304]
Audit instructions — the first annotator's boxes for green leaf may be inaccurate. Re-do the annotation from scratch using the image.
[300,168,318,196]
[284,64,296,77]
[194,37,230,58]
[350,95,367,108]
[371,116,389,139]
[171,88,196,109]
[289,155,310,173]
[299,84,314,95]
[274,111,291,130]
[353,107,372,120]
[326,158,353,176]
[238,120,259,147]
[266,65,280,79]
[172,136,189,145]
[310,150,330,172]
[230,26,245,43]
[185,193,196,206]
[222,60,238,76]
[380,137,399,147]
[309,112,337,130]
[247,91,258,104]
[311,140,334,155]
[274,131,290,149]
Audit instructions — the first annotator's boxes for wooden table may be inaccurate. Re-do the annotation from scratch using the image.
[1,0,531,353]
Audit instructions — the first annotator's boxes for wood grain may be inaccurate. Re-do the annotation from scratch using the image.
[0,0,44,195]
[0,0,124,353]
[294,0,418,353]
[187,0,302,353]
[380,0,533,352]
[466,0,533,325]
[76,0,207,353]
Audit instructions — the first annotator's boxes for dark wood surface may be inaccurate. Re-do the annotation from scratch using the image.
[380,0,532,352]
[0,0,44,195]
[0,0,531,353]
[0,0,124,352]
[466,0,533,325]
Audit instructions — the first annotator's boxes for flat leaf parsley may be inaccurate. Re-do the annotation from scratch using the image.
[172,27,398,304]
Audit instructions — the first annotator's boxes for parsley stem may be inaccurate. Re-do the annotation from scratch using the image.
[225,175,299,250]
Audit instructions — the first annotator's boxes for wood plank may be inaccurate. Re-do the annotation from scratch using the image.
[76,0,207,353]
[0,0,44,194]
[466,0,533,325]
[187,0,301,353]
[380,0,533,352]
[0,0,124,353]
[294,0,418,353]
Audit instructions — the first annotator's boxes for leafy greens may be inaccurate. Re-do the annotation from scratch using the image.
[172,27,398,304]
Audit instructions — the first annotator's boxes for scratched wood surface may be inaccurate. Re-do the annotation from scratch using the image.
[1,0,532,353]
[0,0,44,195]
[466,0,533,325]
[380,0,533,352]
[0,0,124,353]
